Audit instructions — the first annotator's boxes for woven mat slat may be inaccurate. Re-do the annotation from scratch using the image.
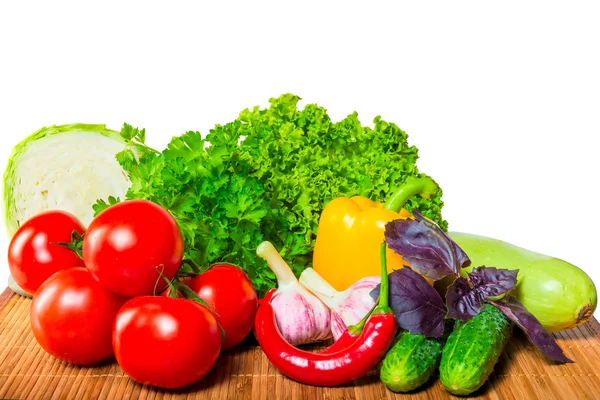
[0,289,599,400]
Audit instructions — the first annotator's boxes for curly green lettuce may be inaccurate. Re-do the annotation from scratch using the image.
[96,95,446,295]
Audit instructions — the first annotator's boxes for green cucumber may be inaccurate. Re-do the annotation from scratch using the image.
[440,305,512,396]
[380,322,452,393]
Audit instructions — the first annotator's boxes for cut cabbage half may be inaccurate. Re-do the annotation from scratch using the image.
[3,123,131,236]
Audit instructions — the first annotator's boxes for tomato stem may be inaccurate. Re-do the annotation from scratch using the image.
[154,267,219,314]
[51,230,85,259]
[154,265,177,296]
[178,259,207,275]
[176,284,218,314]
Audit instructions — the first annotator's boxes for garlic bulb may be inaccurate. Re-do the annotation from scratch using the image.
[256,242,332,345]
[299,268,380,340]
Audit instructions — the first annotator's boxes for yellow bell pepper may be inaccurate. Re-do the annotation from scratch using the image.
[313,176,440,291]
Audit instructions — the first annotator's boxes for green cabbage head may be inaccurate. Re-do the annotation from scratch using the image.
[3,123,131,236]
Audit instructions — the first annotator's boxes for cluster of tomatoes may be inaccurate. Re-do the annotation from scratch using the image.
[8,200,258,389]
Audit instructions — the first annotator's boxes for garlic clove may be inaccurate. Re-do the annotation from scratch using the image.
[300,268,380,340]
[271,285,332,345]
[330,311,348,341]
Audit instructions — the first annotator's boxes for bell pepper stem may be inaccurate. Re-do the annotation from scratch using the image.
[383,175,439,213]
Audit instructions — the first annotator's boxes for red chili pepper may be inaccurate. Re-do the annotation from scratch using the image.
[254,243,396,386]
[318,329,357,355]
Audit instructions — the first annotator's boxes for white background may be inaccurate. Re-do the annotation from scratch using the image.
[0,2,598,317]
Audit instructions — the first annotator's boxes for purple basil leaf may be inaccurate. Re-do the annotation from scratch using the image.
[413,209,471,271]
[370,268,446,337]
[385,211,470,281]
[446,266,519,321]
[468,266,518,298]
[445,277,484,320]
[489,296,573,363]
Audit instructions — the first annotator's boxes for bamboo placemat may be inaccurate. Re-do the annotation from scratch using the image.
[1,289,599,400]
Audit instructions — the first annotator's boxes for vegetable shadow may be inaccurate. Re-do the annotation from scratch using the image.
[165,345,255,396]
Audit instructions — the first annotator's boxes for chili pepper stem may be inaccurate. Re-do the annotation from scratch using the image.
[348,303,376,335]
[382,176,439,212]
[374,242,392,314]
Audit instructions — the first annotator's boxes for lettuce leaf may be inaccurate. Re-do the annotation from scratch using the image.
[97,95,447,295]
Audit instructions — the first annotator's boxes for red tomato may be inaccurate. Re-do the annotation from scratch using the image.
[82,200,184,297]
[30,268,127,365]
[184,264,257,350]
[8,210,85,294]
[113,296,221,389]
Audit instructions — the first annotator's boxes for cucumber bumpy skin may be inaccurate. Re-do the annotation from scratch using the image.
[440,305,513,396]
[380,331,446,392]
